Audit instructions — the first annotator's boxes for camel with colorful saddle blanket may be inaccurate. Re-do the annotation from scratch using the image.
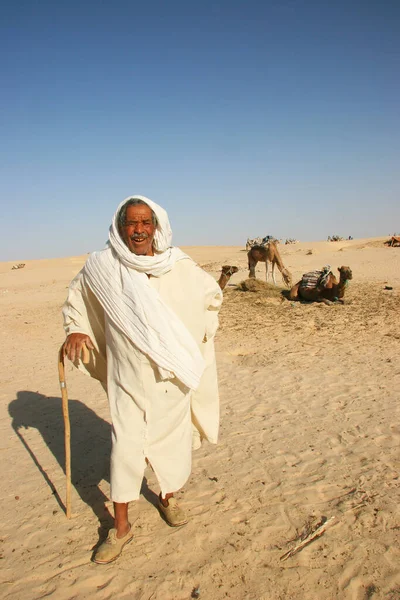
[289,265,352,305]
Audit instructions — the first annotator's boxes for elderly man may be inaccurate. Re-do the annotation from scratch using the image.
[63,195,222,564]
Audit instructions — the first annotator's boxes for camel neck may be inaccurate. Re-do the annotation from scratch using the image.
[218,272,230,291]
[336,278,348,298]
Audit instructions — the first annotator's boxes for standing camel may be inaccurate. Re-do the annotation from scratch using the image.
[248,243,292,287]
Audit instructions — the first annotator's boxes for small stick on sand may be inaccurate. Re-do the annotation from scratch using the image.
[280,516,336,561]
[327,487,357,503]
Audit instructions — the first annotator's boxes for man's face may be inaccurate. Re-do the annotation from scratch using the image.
[120,204,156,256]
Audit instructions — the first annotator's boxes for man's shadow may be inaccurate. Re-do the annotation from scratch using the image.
[9,391,158,532]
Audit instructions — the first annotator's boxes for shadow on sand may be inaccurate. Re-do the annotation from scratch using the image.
[8,391,159,534]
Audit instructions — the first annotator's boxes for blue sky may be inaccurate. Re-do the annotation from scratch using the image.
[1,0,399,260]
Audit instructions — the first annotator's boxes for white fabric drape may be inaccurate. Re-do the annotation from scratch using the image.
[82,196,206,390]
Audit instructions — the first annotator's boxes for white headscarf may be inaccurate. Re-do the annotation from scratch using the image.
[108,195,177,274]
[83,195,205,390]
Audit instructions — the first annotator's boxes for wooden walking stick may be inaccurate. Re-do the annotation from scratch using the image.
[58,343,90,518]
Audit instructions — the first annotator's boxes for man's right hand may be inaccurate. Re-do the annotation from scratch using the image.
[63,333,95,362]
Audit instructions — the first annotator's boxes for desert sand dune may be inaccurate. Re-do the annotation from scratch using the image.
[0,237,399,599]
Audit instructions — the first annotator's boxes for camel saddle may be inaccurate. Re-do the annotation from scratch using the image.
[300,266,331,290]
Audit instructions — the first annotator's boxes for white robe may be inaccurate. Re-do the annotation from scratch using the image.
[63,258,222,502]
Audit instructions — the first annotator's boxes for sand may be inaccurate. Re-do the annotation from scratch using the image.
[1,237,399,600]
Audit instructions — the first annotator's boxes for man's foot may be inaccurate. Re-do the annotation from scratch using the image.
[92,526,133,564]
[158,496,188,527]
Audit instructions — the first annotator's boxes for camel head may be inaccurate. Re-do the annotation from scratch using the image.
[218,265,239,291]
[221,265,239,276]
[337,266,352,281]
[282,268,292,288]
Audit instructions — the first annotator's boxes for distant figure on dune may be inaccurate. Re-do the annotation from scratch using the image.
[385,236,400,247]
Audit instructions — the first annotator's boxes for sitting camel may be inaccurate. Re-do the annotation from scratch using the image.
[289,265,352,305]
[247,242,292,287]
[218,265,239,290]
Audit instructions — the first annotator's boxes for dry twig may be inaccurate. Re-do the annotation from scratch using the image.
[280,516,336,561]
